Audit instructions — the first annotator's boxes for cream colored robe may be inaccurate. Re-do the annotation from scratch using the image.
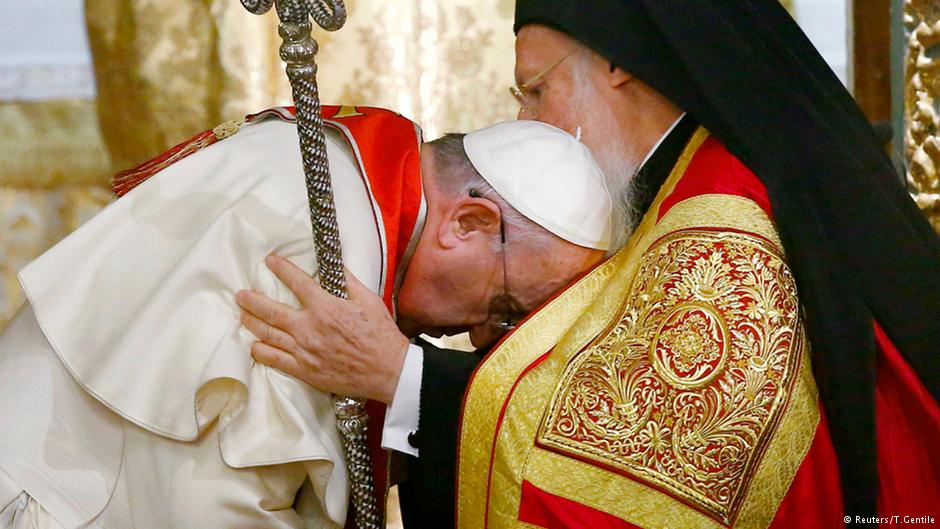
[0,120,393,529]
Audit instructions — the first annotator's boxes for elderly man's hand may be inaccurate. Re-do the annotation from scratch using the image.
[235,254,410,404]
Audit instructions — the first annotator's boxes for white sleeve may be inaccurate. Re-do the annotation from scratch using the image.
[380,343,423,457]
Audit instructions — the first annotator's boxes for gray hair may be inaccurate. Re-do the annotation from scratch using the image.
[427,133,559,253]
[567,48,638,253]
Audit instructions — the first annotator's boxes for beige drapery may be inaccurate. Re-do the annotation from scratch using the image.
[0,0,517,328]
[84,0,292,172]
[86,0,518,171]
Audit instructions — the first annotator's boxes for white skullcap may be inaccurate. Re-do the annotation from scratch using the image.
[463,120,612,251]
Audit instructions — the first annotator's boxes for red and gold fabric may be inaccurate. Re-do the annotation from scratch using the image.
[456,128,940,528]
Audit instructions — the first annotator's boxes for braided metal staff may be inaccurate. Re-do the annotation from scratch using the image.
[238,2,380,528]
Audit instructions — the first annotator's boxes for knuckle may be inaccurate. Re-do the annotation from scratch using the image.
[263,304,277,322]
[285,310,304,331]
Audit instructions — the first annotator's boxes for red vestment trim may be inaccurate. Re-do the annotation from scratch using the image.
[658,136,774,220]
[518,480,641,529]
[318,105,424,309]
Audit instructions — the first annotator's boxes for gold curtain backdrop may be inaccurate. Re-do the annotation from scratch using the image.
[0,0,517,330]
[84,0,292,172]
[86,0,518,171]
[0,99,114,322]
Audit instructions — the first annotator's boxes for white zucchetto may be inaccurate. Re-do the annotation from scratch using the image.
[463,120,612,251]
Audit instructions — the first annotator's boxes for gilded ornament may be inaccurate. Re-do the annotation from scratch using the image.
[904,0,940,233]
[211,118,246,140]
[538,228,804,525]
[651,303,730,390]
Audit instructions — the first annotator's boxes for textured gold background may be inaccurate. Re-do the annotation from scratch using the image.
[0,0,517,331]
[904,0,940,233]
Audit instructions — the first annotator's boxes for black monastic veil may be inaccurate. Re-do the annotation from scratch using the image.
[515,0,940,521]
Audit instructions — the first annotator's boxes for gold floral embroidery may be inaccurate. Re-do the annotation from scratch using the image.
[538,228,803,525]
[652,302,729,389]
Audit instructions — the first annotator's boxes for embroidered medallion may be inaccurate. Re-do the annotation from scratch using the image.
[537,228,803,525]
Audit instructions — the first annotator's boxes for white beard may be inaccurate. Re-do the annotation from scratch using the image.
[595,155,639,252]
[568,71,642,252]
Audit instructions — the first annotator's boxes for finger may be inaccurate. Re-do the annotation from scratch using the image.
[343,266,379,304]
[241,309,299,352]
[235,289,297,329]
[250,342,308,382]
[266,254,325,306]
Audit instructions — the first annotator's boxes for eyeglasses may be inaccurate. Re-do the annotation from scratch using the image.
[470,189,519,331]
[509,48,577,118]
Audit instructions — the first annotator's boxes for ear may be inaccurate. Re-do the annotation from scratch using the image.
[607,63,632,88]
[437,197,501,249]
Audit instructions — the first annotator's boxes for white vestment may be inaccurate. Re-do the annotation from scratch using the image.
[0,119,403,529]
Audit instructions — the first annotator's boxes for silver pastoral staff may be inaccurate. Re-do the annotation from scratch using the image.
[236,1,381,528]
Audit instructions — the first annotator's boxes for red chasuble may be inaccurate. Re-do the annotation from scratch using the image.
[113,104,425,526]
[457,128,940,529]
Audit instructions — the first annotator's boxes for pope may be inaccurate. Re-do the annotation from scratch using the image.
[0,106,613,528]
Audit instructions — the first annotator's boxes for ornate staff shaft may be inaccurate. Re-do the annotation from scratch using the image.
[238,2,380,528]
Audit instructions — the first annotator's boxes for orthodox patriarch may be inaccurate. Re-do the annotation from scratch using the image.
[454,2,940,528]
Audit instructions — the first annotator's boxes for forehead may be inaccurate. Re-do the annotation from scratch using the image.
[515,25,577,71]
[418,144,436,179]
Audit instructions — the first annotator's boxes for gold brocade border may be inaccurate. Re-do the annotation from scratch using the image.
[655,194,783,248]
[524,326,817,529]
[457,129,709,529]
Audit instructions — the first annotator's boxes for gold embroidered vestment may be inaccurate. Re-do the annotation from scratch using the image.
[457,129,821,529]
